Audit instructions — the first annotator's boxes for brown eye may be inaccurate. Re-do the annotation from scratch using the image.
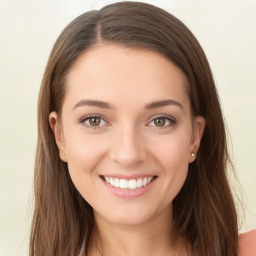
[148,116,176,128]
[153,117,166,127]
[88,117,101,126]
[82,115,108,128]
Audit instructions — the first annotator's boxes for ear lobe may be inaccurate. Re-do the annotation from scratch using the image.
[49,111,67,162]
[189,116,206,163]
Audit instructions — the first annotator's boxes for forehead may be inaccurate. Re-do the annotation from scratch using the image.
[64,44,190,111]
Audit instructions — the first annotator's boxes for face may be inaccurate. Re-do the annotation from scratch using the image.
[50,45,205,226]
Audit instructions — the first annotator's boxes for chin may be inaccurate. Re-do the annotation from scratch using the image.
[94,203,169,227]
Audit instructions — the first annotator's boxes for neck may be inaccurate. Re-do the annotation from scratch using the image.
[87,207,187,256]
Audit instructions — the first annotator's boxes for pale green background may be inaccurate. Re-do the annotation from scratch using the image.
[0,0,255,255]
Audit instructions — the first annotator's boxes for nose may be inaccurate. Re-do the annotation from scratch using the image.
[109,125,148,167]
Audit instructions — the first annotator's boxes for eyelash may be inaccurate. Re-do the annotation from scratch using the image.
[80,114,108,129]
[148,115,177,128]
[80,114,176,129]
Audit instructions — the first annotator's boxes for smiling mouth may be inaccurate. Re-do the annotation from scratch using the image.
[100,176,157,190]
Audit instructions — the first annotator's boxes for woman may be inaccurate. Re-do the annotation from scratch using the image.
[30,1,255,255]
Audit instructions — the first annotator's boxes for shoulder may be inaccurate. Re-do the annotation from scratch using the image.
[239,229,256,256]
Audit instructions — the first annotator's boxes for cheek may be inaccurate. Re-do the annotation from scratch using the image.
[152,132,191,197]
[151,130,191,167]
[65,130,108,167]
[64,132,109,196]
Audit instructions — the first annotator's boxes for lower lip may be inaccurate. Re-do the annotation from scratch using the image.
[101,177,157,199]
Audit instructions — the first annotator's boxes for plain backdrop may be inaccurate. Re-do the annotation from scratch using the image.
[0,0,255,255]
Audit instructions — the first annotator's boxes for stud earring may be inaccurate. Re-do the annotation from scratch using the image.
[191,152,195,157]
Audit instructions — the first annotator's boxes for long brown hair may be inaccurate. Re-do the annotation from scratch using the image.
[30,2,238,255]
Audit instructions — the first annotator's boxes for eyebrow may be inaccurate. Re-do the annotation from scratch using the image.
[145,99,183,110]
[73,99,183,110]
[73,99,112,110]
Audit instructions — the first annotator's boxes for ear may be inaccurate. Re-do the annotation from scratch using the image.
[49,111,68,162]
[189,116,206,163]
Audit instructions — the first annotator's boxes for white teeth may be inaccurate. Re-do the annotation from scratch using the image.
[113,178,119,187]
[104,176,154,189]
[128,179,136,189]
[119,179,128,188]
[143,177,148,186]
[148,177,153,183]
[137,178,143,188]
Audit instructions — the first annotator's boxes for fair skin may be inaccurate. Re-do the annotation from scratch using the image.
[50,44,205,256]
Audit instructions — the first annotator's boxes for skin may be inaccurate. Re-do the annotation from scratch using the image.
[50,44,205,256]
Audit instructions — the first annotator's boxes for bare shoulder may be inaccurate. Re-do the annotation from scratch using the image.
[239,229,256,256]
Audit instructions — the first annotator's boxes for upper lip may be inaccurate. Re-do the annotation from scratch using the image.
[100,174,157,180]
